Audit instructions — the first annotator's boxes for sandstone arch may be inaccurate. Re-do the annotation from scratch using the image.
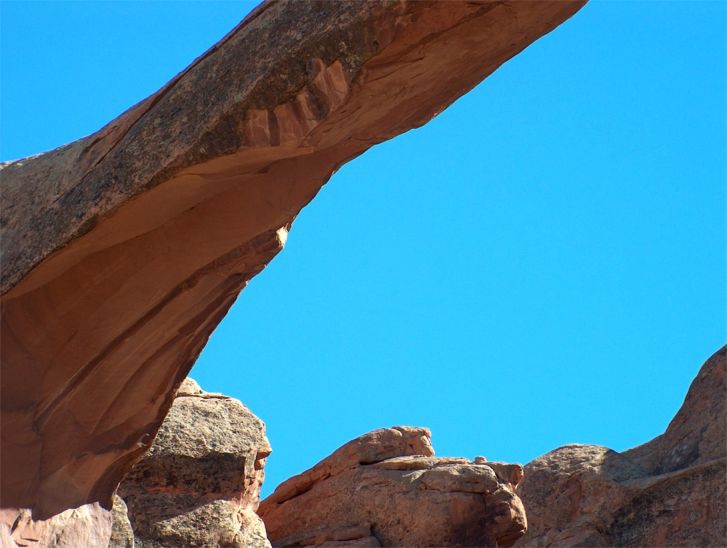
[0,0,585,518]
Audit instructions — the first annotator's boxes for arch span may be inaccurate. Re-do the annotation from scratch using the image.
[0,0,585,518]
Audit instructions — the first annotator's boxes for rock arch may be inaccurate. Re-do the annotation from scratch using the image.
[0,0,585,518]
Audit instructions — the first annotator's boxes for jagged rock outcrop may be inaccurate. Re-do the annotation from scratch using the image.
[515,346,727,547]
[113,378,271,547]
[0,0,586,519]
[259,427,527,547]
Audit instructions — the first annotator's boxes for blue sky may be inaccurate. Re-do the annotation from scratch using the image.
[2,1,724,498]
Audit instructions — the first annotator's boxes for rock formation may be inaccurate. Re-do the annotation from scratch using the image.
[113,378,271,547]
[259,427,527,547]
[0,504,112,548]
[2,2,721,546]
[515,346,727,547]
[109,496,134,548]
[0,0,587,519]
[1,378,271,547]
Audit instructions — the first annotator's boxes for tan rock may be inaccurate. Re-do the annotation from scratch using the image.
[0,0,586,518]
[109,495,134,548]
[259,427,527,547]
[0,503,112,547]
[116,378,271,548]
[515,346,727,547]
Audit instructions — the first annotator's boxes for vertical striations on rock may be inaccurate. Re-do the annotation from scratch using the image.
[0,0,587,518]
[515,346,727,547]
[259,427,528,547]
[115,378,271,548]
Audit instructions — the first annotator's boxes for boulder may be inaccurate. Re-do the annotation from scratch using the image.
[0,0,586,518]
[114,378,271,547]
[259,427,527,547]
[515,346,727,547]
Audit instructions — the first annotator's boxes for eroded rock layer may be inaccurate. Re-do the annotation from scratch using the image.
[0,0,586,518]
[259,427,527,547]
[0,503,112,547]
[515,346,727,547]
[114,379,271,547]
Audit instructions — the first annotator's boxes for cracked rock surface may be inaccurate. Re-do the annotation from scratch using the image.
[259,427,526,547]
[113,379,271,548]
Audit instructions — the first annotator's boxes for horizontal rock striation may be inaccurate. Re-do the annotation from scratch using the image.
[515,346,727,547]
[114,378,271,547]
[259,427,527,547]
[0,0,586,518]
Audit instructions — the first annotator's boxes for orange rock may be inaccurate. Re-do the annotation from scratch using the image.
[259,427,527,547]
[515,346,727,547]
[0,0,586,519]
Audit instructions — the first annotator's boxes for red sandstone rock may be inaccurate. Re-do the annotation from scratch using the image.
[114,379,271,547]
[515,346,727,547]
[259,427,527,547]
[0,0,586,519]
[624,344,726,474]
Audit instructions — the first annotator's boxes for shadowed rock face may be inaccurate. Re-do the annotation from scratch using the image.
[1,378,272,548]
[259,427,527,547]
[114,379,271,548]
[515,346,727,547]
[0,0,586,518]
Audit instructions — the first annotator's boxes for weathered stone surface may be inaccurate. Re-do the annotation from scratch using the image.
[109,495,134,548]
[611,459,726,547]
[624,344,726,474]
[515,346,727,547]
[0,0,586,518]
[116,378,271,547]
[0,503,112,547]
[259,427,527,547]
[515,445,644,547]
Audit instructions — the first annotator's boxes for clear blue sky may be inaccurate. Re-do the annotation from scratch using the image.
[2,1,724,499]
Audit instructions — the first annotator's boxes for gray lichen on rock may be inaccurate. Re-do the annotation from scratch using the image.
[116,378,271,548]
